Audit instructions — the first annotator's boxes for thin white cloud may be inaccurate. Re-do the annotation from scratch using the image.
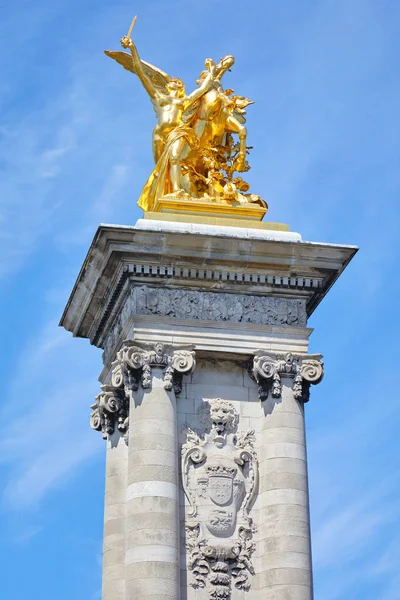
[0,318,103,511]
[308,382,400,598]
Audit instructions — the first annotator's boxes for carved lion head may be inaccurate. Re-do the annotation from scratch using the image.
[208,399,238,434]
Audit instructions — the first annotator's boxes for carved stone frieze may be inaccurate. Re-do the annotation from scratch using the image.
[103,285,307,363]
[90,341,195,440]
[252,351,324,401]
[182,399,258,598]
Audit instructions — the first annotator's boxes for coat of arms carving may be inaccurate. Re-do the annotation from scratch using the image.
[182,399,258,598]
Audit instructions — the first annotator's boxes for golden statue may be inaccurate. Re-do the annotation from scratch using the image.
[105,17,266,216]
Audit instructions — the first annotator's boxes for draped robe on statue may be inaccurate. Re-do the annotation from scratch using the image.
[138,125,198,212]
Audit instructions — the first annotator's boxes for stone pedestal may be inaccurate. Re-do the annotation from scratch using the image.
[60,218,356,599]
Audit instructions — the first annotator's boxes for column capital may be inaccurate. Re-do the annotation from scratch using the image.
[112,340,196,394]
[252,351,324,402]
[90,341,196,439]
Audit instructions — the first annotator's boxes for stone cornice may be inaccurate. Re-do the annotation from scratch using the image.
[252,351,324,402]
[59,224,357,344]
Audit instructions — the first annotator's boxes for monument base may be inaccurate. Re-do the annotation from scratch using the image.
[151,194,268,221]
[144,211,290,231]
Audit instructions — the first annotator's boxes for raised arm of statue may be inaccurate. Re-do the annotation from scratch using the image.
[185,59,216,107]
[120,36,158,100]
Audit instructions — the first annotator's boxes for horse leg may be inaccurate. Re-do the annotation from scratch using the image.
[225,115,247,170]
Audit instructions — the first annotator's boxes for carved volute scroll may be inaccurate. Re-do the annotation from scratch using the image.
[252,351,324,401]
[182,399,258,598]
[90,384,129,441]
[90,341,195,441]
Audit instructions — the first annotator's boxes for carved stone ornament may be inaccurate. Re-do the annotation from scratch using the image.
[182,399,258,598]
[252,352,324,401]
[90,341,195,440]
[90,385,129,441]
[103,285,307,363]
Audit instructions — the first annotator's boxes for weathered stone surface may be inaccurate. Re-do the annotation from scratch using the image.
[182,398,258,598]
[59,221,356,600]
[103,285,307,363]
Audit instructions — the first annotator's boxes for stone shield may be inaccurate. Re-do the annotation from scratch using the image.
[208,474,234,506]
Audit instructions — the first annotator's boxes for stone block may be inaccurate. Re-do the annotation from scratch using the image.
[258,567,312,587]
[105,455,128,479]
[128,448,176,469]
[103,546,125,568]
[240,399,263,418]
[125,544,178,565]
[260,412,305,430]
[102,578,125,600]
[259,488,309,508]
[128,464,177,485]
[257,583,311,599]
[132,418,178,436]
[260,503,310,524]
[126,561,177,582]
[104,503,126,522]
[127,512,177,534]
[127,480,177,501]
[133,401,175,422]
[259,518,310,540]
[105,471,127,492]
[187,384,248,404]
[104,488,127,507]
[104,517,125,537]
[103,563,125,582]
[259,550,311,570]
[127,495,176,516]
[259,472,308,493]
[260,442,306,462]
[258,535,311,556]
[129,432,176,453]
[260,457,307,476]
[262,427,306,445]
[126,577,178,599]
[103,531,125,553]
[190,359,244,386]
[126,527,178,549]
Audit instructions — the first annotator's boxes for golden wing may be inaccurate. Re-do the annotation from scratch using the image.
[181,99,201,125]
[232,96,254,124]
[104,50,171,94]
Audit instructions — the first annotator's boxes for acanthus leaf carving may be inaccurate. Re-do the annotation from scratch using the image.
[182,399,258,598]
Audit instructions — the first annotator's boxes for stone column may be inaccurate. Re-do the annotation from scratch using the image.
[112,341,196,600]
[253,352,324,600]
[90,385,130,600]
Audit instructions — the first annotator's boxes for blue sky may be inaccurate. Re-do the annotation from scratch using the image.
[1,0,399,598]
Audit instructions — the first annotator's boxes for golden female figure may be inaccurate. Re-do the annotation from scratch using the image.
[105,22,216,210]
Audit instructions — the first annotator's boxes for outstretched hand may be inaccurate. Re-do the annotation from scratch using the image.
[121,36,133,49]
